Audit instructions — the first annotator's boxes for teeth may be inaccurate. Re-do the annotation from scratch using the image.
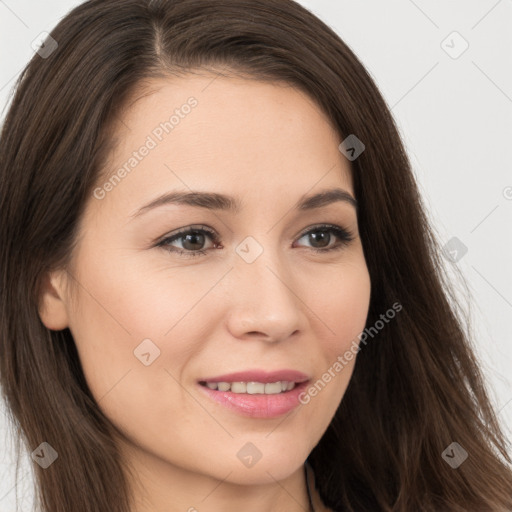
[231,382,246,393]
[264,382,283,394]
[247,382,264,394]
[202,380,297,394]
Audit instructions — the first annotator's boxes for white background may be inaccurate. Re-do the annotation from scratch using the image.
[1,1,511,509]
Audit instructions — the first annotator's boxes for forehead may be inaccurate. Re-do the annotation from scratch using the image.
[90,74,354,219]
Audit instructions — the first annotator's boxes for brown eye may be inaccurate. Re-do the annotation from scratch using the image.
[295,224,354,253]
[157,226,219,258]
[156,223,354,258]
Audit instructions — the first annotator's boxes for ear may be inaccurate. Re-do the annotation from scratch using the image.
[38,270,70,331]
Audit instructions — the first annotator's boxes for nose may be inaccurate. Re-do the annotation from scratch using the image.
[224,248,306,343]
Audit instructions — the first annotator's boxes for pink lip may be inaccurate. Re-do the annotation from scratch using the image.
[199,369,310,384]
[198,380,310,418]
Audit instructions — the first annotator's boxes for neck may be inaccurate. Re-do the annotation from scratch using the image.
[305,462,315,512]
[306,461,327,512]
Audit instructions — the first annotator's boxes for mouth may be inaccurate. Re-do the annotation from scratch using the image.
[197,369,311,418]
[198,380,299,394]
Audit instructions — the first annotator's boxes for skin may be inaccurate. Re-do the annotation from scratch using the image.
[39,73,371,512]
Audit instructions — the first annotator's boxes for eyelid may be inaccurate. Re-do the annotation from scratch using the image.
[155,224,218,245]
[155,222,355,257]
[296,222,352,239]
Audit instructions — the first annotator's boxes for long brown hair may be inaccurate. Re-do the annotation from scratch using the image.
[1,1,511,511]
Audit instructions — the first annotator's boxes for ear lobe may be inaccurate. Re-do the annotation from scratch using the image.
[38,271,70,331]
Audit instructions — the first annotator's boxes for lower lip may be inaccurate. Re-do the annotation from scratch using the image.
[198,381,309,418]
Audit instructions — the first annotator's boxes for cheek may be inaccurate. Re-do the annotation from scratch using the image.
[88,249,229,340]
[67,246,231,433]
[65,250,195,405]
[67,273,202,455]
[291,260,371,424]
[311,260,372,357]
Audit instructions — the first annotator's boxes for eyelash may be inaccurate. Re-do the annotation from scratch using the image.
[156,223,355,258]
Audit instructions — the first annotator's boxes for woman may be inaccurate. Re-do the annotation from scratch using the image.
[0,0,511,511]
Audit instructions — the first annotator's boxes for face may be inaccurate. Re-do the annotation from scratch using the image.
[40,74,371,490]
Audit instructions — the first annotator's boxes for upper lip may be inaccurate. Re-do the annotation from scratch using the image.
[199,369,310,384]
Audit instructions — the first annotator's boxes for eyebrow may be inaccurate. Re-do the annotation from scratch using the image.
[130,187,358,219]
